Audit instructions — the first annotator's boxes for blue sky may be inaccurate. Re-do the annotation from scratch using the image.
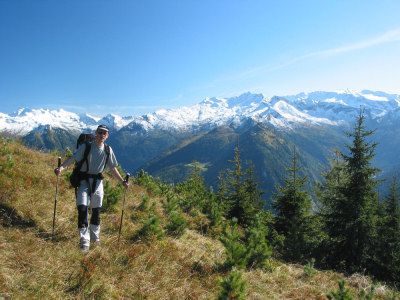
[1,0,400,117]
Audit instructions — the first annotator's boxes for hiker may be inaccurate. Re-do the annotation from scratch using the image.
[54,125,129,252]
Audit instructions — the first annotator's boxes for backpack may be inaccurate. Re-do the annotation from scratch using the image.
[69,133,110,189]
[76,133,96,148]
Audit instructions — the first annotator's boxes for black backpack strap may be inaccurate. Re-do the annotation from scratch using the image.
[74,142,91,173]
[83,142,91,172]
[103,144,110,172]
[82,142,92,194]
[73,142,92,195]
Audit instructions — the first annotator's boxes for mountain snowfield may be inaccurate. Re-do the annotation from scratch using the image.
[1,90,400,135]
[0,108,135,135]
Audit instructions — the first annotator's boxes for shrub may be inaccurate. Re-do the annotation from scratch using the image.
[245,215,272,270]
[208,203,223,229]
[138,193,149,211]
[302,258,316,279]
[161,193,179,215]
[327,280,353,300]
[217,268,246,300]
[217,218,249,271]
[166,210,187,237]
[134,213,164,242]
[102,179,124,212]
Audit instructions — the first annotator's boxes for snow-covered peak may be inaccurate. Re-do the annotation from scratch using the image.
[10,108,33,117]
[225,92,264,108]
[1,90,399,136]
[3,109,82,135]
[79,113,100,126]
[98,114,135,130]
[0,108,130,135]
[200,97,226,108]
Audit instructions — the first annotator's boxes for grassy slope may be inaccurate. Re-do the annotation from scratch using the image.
[0,138,396,299]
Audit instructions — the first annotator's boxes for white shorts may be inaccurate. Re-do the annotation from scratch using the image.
[76,178,104,208]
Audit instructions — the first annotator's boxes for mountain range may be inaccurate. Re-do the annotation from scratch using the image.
[1,90,400,200]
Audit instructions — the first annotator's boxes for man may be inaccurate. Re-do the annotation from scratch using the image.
[55,125,129,252]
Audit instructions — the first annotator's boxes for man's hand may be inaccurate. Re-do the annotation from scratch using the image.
[53,157,74,176]
[54,167,62,176]
[123,180,130,189]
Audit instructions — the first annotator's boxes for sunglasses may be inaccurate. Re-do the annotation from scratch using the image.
[97,130,108,135]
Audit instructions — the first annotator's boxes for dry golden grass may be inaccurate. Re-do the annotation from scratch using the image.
[0,138,398,299]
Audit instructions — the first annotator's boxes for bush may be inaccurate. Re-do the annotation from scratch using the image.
[134,213,164,242]
[135,169,170,196]
[217,268,246,300]
[138,193,149,211]
[217,218,249,271]
[327,280,353,300]
[102,179,124,212]
[166,210,187,237]
[245,215,272,270]
[161,193,179,215]
[302,258,316,279]
[208,203,223,229]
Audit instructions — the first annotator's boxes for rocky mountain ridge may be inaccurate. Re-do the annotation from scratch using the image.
[1,90,399,136]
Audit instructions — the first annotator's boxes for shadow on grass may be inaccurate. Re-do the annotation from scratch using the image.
[35,228,70,242]
[0,202,36,228]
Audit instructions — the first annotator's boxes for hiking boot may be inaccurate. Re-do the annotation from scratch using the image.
[80,245,89,253]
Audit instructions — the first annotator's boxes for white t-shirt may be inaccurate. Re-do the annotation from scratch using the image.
[73,142,118,174]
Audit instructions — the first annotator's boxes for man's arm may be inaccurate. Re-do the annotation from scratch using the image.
[54,157,76,176]
[110,167,130,189]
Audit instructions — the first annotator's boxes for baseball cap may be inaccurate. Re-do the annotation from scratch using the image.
[97,125,109,132]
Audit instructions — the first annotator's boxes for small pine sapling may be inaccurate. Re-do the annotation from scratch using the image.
[359,285,375,300]
[166,210,187,237]
[327,280,353,300]
[138,193,149,211]
[217,268,246,300]
[135,213,164,242]
[302,258,317,279]
[217,218,249,271]
[161,193,179,215]
[102,179,124,212]
[245,214,272,270]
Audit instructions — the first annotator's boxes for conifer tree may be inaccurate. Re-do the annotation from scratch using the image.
[177,160,208,213]
[135,213,164,242]
[218,218,249,271]
[382,176,400,244]
[338,108,380,272]
[166,210,187,237]
[245,213,272,269]
[187,160,205,191]
[316,148,347,212]
[272,146,313,261]
[226,144,248,224]
[315,148,348,266]
[223,142,265,227]
[217,268,246,300]
[216,170,229,217]
[327,280,353,300]
[318,109,381,274]
[376,176,400,283]
[243,161,265,214]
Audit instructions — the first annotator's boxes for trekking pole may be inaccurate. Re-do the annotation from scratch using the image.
[52,157,61,241]
[118,173,130,244]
